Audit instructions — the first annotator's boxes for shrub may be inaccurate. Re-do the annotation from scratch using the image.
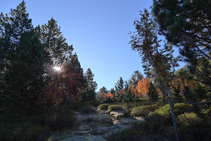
[46,114,76,131]
[108,105,124,111]
[79,105,96,114]
[178,122,211,141]
[131,105,157,117]
[0,113,52,141]
[66,102,90,110]
[148,103,195,125]
[201,107,211,121]
[193,83,208,100]
[0,122,52,141]
[177,112,202,126]
[106,114,174,141]
[123,102,141,110]
[103,97,113,103]
[88,100,101,107]
[123,101,154,110]
[123,109,131,117]
[98,103,109,110]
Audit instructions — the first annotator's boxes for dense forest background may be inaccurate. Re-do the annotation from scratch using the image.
[1,0,211,141]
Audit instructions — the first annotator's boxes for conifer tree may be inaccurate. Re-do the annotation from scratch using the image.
[153,0,211,87]
[81,68,97,101]
[1,0,46,114]
[128,70,143,87]
[35,17,73,67]
[129,9,180,141]
[110,88,115,95]
[84,68,97,91]
[148,82,158,101]
[115,77,125,91]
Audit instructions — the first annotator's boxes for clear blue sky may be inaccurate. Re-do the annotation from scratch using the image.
[1,0,186,92]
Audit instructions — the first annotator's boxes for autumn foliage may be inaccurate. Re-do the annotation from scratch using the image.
[40,56,84,118]
[136,78,151,97]
[102,92,114,101]
[171,78,196,94]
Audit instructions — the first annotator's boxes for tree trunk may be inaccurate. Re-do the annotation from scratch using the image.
[155,67,179,141]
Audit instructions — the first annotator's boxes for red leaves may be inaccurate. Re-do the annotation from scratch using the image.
[42,56,83,107]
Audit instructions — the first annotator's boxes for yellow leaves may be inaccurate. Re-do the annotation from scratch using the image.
[136,78,151,97]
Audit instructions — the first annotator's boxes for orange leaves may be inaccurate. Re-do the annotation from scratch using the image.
[136,78,151,97]
[129,85,137,96]
[171,78,196,93]
[102,92,114,101]
[107,93,114,99]
[156,89,164,97]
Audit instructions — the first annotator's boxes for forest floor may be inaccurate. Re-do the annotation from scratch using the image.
[48,107,145,141]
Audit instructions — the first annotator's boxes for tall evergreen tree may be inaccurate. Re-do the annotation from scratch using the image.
[153,0,211,87]
[96,86,107,101]
[148,82,158,101]
[115,77,125,91]
[84,68,97,91]
[81,68,97,101]
[129,9,180,140]
[110,88,115,95]
[128,70,143,87]
[35,17,73,67]
[1,0,46,114]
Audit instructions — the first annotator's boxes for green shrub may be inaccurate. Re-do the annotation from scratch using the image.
[193,83,208,100]
[106,114,174,141]
[79,105,96,113]
[103,97,114,103]
[177,112,202,126]
[123,102,141,110]
[123,101,154,110]
[66,102,90,110]
[0,113,52,141]
[131,105,157,117]
[108,105,124,111]
[46,114,76,131]
[0,122,52,141]
[98,103,109,110]
[88,100,101,107]
[123,109,131,117]
[148,103,194,125]
[178,122,211,141]
[201,107,211,118]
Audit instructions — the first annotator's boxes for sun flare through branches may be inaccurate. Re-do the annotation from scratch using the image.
[54,66,61,71]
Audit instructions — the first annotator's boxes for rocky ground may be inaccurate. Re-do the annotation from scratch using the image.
[47,108,145,141]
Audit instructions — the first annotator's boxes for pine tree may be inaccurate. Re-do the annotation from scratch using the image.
[110,88,115,95]
[148,82,158,101]
[129,8,180,141]
[153,0,211,87]
[115,77,124,92]
[80,68,97,101]
[35,17,73,67]
[2,0,46,114]
[84,68,97,91]
[128,70,143,87]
